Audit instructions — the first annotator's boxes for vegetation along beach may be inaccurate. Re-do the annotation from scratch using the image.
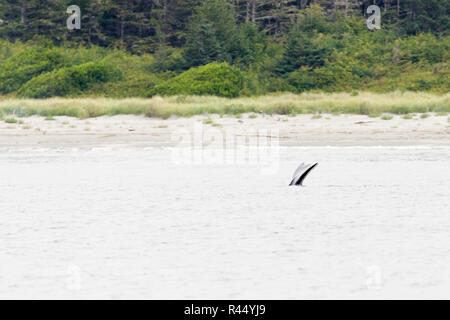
[0,1,449,145]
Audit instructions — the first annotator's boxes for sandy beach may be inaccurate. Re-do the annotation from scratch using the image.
[1,113,449,148]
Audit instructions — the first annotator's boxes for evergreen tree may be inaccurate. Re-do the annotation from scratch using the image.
[0,0,32,41]
[0,0,449,55]
[276,6,334,74]
[65,0,108,46]
[183,0,237,67]
[400,0,450,35]
[235,0,305,36]
[0,0,67,43]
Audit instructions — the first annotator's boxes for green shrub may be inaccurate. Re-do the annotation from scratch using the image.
[89,74,161,98]
[0,46,63,94]
[151,62,244,98]
[18,62,121,98]
[4,118,18,124]
[287,67,317,92]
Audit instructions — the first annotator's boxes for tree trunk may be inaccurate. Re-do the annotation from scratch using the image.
[160,0,168,47]
[300,0,309,10]
[120,1,128,46]
[246,1,250,22]
[20,1,26,24]
[120,9,124,44]
[120,19,124,43]
[251,0,256,24]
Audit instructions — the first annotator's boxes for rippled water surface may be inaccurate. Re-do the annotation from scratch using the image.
[1,146,449,299]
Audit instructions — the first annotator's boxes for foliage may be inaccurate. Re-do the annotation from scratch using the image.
[0,1,449,98]
[400,0,450,35]
[151,62,244,98]
[18,62,121,98]
[182,0,267,69]
[0,46,63,94]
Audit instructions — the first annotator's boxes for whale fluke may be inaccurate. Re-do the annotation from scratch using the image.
[289,163,318,186]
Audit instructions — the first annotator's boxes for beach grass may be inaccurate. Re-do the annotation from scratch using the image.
[0,92,448,119]
[381,114,394,120]
[4,118,18,123]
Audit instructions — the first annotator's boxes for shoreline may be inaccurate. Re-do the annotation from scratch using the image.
[1,113,449,148]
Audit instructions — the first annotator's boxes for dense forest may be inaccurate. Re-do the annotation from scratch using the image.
[0,0,449,98]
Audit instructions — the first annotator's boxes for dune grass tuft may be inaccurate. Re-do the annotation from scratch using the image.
[381,114,394,120]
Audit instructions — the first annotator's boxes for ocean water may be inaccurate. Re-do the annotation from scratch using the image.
[0,146,449,299]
